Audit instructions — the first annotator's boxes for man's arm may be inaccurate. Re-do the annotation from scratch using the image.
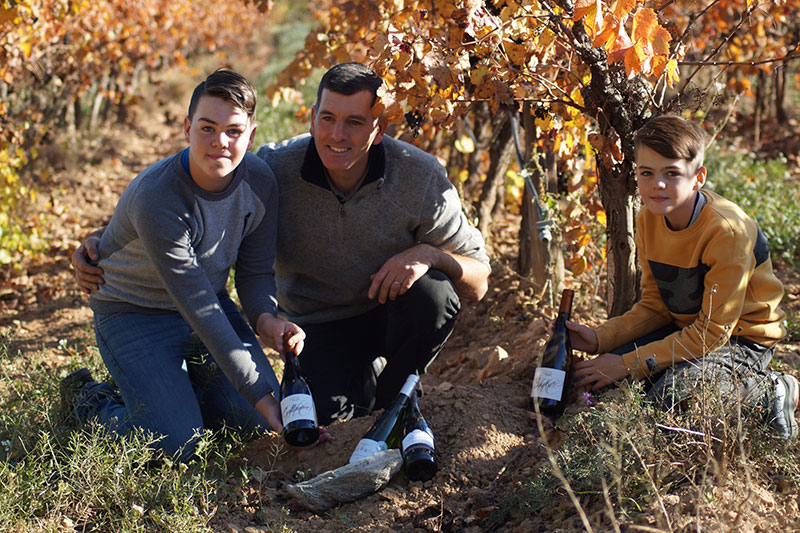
[368,243,490,304]
[71,229,105,293]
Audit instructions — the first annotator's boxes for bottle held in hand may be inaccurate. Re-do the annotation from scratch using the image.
[401,390,437,482]
[348,373,419,464]
[280,338,319,447]
[530,289,574,418]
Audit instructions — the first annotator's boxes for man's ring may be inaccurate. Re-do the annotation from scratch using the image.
[393,281,401,284]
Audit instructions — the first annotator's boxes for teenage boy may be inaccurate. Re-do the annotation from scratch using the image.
[73,63,491,426]
[568,114,797,438]
[62,68,317,460]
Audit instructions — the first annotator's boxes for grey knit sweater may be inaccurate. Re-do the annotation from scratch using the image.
[90,151,280,405]
[256,134,489,325]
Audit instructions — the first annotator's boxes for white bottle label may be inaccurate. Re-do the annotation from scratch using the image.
[280,394,317,426]
[402,429,434,451]
[348,438,388,464]
[531,367,566,402]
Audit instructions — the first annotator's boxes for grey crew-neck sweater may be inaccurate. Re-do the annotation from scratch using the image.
[90,151,280,405]
[257,134,489,325]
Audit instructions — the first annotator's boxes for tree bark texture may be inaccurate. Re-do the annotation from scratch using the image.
[563,14,650,316]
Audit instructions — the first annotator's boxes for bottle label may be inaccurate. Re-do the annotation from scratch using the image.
[280,394,317,426]
[348,438,388,463]
[531,367,566,402]
[402,429,434,451]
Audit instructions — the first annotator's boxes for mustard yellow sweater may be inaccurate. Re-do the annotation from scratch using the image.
[595,190,786,380]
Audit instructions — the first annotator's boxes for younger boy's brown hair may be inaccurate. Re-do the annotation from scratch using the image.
[634,114,706,172]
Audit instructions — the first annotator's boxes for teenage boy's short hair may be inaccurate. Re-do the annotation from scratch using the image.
[634,114,706,171]
[315,63,383,107]
[187,68,257,121]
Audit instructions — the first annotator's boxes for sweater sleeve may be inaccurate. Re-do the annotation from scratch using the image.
[616,220,757,380]
[235,164,279,328]
[415,166,490,267]
[129,195,276,406]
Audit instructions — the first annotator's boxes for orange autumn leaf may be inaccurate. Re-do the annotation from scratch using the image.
[632,8,658,44]
[573,0,603,31]
[610,0,637,21]
[650,25,672,55]
[606,24,633,63]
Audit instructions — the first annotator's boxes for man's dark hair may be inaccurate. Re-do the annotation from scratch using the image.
[187,68,257,120]
[315,63,383,107]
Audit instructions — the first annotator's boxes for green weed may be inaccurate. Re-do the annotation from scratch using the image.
[0,332,288,532]
[704,148,800,265]
[486,372,800,531]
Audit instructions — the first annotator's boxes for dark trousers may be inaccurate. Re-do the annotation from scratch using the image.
[298,270,461,425]
[611,325,776,412]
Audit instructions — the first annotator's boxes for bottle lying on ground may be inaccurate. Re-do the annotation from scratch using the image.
[530,288,574,418]
[280,336,319,447]
[401,389,437,482]
[348,373,420,464]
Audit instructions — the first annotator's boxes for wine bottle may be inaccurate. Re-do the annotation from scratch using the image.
[348,373,419,464]
[401,390,437,482]
[280,337,319,447]
[530,288,574,417]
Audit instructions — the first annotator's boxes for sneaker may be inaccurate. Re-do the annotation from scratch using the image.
[59,368,94,425]
[771,374,799,439]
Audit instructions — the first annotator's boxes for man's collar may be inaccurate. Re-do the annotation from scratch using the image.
[300,138,386,192]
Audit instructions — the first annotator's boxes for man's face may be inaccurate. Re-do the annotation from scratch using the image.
[310,89,386,188]
[635,144,706,230]
[183,95,255,192]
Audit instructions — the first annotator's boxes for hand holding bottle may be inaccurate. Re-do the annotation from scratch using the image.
[564,320,599,354]
[256,314,305,361]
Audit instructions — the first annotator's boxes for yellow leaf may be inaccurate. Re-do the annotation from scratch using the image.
[455,135,475,154]
[665,58,680,88]
[20,40,32,57]
[504,40,528,67]
[569,255,588,275]
[595,209,607,227]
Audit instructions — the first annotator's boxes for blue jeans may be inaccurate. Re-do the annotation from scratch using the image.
[84,295,278,460]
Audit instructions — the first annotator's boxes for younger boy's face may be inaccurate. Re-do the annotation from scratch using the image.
[183,95,255,192]
[635,145,707,231]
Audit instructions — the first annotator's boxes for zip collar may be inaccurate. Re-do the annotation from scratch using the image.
[300,138,386,193]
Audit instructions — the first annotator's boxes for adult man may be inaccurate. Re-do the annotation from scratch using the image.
[73,63,490,425]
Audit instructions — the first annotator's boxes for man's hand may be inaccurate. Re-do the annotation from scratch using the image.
[572,353,630,391]
[565,320,599,353]
[368,244,436,304]
[256,314,305,361]
[71,231,105,294]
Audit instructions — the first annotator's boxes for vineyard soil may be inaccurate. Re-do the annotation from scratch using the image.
[2,71,800,533]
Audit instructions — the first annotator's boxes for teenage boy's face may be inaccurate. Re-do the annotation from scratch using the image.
[310,88,387,189]
[183,95,255,192]
[635,144,707,231]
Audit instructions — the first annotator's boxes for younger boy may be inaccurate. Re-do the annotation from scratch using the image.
[61,68,316,460]
[568,114,797,438]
